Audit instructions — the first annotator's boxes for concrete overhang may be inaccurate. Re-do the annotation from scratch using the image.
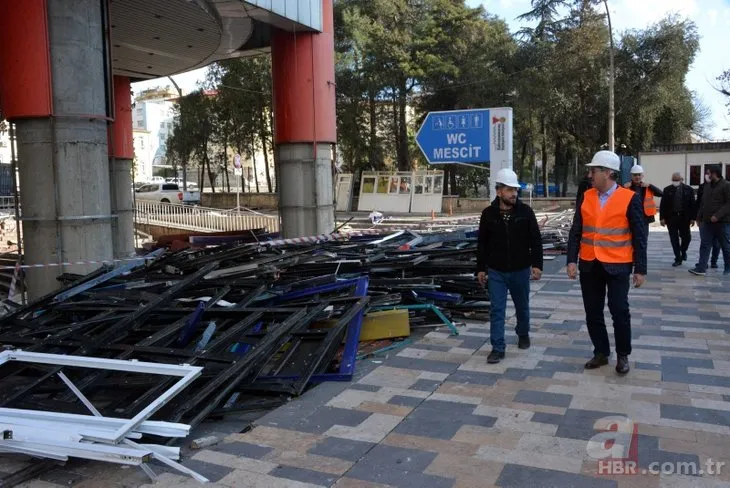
[110,0,322,81]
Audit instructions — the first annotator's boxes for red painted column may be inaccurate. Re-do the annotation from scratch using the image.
[108,75,135,258]
[270,0,336,238]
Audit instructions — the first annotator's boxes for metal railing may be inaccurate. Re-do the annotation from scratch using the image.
[0,196,16,211]
[135,201,280,234]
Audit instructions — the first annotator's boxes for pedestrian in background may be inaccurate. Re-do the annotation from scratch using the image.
[690,166,730,276]
[659,172,695,267]
[477,168,543,364]
[625,165,663,236]
[567,151,647,376]
[697,169,722,269]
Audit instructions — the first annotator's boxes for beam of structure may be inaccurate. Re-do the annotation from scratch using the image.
[271,0,336,238]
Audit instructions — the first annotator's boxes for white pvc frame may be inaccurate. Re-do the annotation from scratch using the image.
[0,350,202,444]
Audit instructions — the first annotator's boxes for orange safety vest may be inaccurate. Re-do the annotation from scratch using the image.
[579,187,634,264]
[643,187,657,217]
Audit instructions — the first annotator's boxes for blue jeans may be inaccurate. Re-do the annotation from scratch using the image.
[697,223,730,272]
[488,267,531,352]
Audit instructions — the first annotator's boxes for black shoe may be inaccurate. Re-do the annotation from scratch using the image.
[518,335,531,350]
[672,260,682,267]
[682,251,688,262]
[689,268,706,276]
[616,355,630,375]
[584,353,609,369]
[487,350,505,364]
[711,262,719,269]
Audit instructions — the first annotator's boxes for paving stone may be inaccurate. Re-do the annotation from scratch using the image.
[531,412,564,425]
[495,464,618,487]
[544,347,594,358]
[270,466,340,487]
[349,384,381,393]
[635,344,711,354]
[513,390,573,408]
[446,370,501,386]
[542,322,583,331]
[345,445,454,488]
[211,441,274,459]
[502,367,555,380]
[308,437,375,462]
[394,399,497,440]
[555,409,624,441]
[661,357,714,369]
[385,356,460,374]
[457,336,489,350]
[635,363,662,371]
[535,360,585,374]
[280,407,372,434]
[387,395,424,407]
[410,379,443,392]
[661,403,730,427]
[179,459,236,483]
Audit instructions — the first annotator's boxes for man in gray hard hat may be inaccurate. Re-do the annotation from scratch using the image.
[567,151,647,375]
[477,168,543,364]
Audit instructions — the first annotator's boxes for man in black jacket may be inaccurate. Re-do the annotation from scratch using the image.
[659,172,696,266]
[477,168,543,364]
[690,166,730,276]
[697,170,722,268]
[625,165,663,235]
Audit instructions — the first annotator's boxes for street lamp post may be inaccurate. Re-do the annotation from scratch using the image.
[603,0,615,153]
[168,76,187,191]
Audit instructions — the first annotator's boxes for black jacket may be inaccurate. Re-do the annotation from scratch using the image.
[576,177,593,207]
[476,198,543,273]
[625,182,663,223]
[567,187,648,275]
[697,177,730,223]
[659,183,696,221]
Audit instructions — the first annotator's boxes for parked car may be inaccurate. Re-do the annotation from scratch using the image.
[134,183,201,205]
[165,177,199,190]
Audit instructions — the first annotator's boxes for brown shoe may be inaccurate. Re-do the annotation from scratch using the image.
[584,353,609,369]
[616,355,630,375]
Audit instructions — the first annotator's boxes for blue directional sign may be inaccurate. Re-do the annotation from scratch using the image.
[415,108,512,166]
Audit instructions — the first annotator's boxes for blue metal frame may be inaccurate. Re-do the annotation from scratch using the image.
[258,276,370,383]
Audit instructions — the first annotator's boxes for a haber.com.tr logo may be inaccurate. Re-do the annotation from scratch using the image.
[586,416,640,475]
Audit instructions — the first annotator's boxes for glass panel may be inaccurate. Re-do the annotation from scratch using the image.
[689,165,701,186]
[377,176,390,193]
[433,175,443,194]
[389,176,400,194]
[414,176,424,194]
[424,176,433,194]
[399,176,411,194]
[362,177,375,193]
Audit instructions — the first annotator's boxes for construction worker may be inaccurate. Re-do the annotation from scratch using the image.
[567,151,647,375]
[624,165,663,235]
[659,172,696,266]
[477,168,543,364]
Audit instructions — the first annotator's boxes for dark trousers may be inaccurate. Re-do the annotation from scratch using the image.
[579,262,631,357]
[698,223,730,272]
[667,214,691,261]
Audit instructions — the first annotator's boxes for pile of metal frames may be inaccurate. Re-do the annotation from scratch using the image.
[0,229,492,483]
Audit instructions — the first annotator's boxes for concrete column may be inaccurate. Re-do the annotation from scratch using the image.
[277,143,335,238]
[271,0,337,238]
[109,76,135,259]
[14,0,113,298]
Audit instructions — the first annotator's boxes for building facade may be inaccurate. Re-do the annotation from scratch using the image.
[132,91,176,182]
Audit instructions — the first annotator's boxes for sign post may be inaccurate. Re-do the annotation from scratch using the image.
[415,107,513,198]
[234,154,242,213]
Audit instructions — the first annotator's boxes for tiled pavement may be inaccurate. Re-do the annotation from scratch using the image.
[5,231,730,487]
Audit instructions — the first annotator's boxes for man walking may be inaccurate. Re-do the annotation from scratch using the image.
[697,170,722,269]
[477,168,543,364]
[567,151,647,375]
[659,172,696,266]
[625,165,663,235]
[689,166,730,276]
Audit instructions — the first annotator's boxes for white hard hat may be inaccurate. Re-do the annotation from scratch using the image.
[586,150,620,171]
[494,168,520,188]
[630,165,644,174]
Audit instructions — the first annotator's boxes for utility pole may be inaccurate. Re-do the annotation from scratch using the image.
[168,76,188,191]
[604,0,615,152]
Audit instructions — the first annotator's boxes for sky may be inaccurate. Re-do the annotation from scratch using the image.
[132,0,730,141]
